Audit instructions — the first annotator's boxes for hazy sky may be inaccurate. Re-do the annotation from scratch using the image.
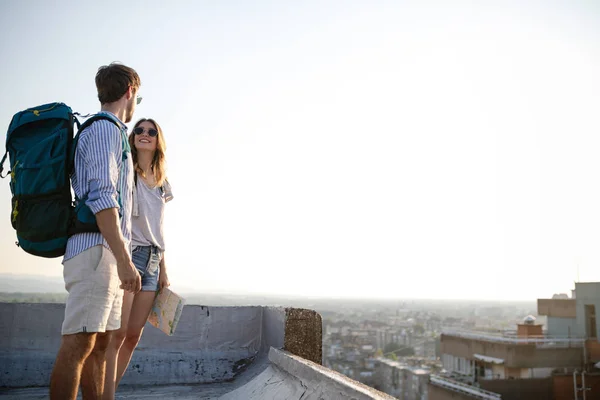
[1,0,599,301]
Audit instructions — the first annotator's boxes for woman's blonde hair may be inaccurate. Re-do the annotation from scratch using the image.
[129,118,167,187]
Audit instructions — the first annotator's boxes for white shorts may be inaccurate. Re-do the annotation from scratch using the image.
[62,245,123,335]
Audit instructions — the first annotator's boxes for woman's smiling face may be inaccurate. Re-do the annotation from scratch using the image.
[133,121,158,152]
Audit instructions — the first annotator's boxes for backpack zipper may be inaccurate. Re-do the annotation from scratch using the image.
[29,103,59,117]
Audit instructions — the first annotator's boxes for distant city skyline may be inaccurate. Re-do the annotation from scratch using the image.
[1,1,600,301]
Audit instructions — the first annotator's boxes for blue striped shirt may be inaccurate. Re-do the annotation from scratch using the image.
[63,111,134,262]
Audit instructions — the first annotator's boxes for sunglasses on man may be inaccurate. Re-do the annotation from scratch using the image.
[133,127,158,137]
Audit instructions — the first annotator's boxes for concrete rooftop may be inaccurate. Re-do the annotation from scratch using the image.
[0,303,395,400]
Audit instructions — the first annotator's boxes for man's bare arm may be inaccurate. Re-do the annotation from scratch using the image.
[96,208,140,293]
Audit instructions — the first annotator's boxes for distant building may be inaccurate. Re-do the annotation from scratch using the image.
[440,316,569,381]
[431,282,600,399]
[374,327,408,351]
[374,358,429,400]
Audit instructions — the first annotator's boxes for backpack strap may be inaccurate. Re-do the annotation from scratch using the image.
[71,113,129,171]
[69,113,131,236]
[72,113,129,211]
[0,112,18,179]
[0,152,8,179]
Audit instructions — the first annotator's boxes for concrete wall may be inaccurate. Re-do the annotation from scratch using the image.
[283,308,322,365]
[428,384,479,400]
[0,303,322,388]
[586,338,600,363]
[0,302,401,400]
[479,378,553,400]
[119,305,263,386]
[574,282,600,338]
[1,303,66,388]
[540,284,600,340]
[547,316,579,338]
[553,373,600,400]
[538,299,576,318]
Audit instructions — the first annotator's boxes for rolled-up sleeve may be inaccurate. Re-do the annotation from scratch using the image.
[80,121,122,214]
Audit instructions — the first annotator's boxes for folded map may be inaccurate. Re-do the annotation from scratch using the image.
[147,287,185,336]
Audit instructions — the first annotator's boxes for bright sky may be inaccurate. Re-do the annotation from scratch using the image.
[0,0,599,301]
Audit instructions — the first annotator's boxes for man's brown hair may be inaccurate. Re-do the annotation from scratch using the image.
[95,62,141,105]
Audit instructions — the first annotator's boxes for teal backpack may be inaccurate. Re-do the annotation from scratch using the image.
[0,102,128,258]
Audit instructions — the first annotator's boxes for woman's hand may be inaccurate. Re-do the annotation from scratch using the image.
[158,270,170,293]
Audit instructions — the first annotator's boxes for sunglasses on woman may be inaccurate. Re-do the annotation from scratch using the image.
[133,127,158,137]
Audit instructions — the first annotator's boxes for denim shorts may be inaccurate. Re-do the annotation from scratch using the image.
[131,245,162,291]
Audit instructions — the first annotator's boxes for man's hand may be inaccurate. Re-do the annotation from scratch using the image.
[95,208,141,293]
[158,271,170,293]
[117,258,141,293]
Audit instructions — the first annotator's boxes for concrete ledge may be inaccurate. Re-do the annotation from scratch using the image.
[268,348,396,400]
[284,308,322,365]
[0,303,394,400]
[0,303,323,388]
[0,351,56,387]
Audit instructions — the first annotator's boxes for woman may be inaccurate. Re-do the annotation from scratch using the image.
[104,118,174,399]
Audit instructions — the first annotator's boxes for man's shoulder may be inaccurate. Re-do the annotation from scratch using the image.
[79,118,123,147]
[81,117,122,135]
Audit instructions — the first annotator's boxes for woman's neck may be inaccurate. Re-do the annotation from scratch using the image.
[137,151,154,176]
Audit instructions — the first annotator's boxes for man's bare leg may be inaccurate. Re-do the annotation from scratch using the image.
[50,333,97,400]
[103,291,135,400]
[81,331,112,399]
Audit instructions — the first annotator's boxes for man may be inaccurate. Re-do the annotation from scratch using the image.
[50,62,143,400]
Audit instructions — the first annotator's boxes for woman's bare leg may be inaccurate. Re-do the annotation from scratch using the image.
[115,291,156,387]
[102,291,135,400]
